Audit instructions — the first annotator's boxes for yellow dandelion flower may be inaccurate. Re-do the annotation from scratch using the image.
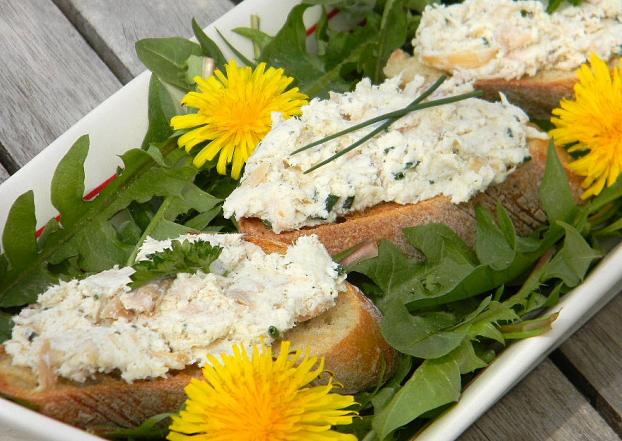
[550,54,622,198]
[171,60,308,179]
[168,341,357,441]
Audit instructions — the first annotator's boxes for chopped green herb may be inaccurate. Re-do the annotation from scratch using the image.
[393,172,405,180]
[343,196,355,210]
[268,326,280,338]
[325,194,340,212]
[262,219,273,229]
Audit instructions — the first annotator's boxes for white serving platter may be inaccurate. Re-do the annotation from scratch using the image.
[0,1,620,440]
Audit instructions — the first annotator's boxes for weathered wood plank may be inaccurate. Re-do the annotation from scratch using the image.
[53,0,234,83]
[0,167,8,185]
[459,359,621,441]
[0,0,121,168]
[554,293,622,436]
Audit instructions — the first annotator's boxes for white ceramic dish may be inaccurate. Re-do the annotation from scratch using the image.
[0,1,620,440]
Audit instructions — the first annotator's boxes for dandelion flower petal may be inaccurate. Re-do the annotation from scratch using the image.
[171,60,308,178]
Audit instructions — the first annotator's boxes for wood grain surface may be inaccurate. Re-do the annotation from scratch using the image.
[0,0,121,169]
[0,1,620,440]
[555,293,622,436]
[459,359,621,441]
[53,0,234,83]
[0,167,7,185]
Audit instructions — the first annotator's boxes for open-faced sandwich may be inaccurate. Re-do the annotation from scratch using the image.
[0,234,394,429]
[223,75,581,255]
[384,0,622,118]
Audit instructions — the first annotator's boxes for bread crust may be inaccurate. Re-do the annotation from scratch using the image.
[240,138,582,256]
[0,239,394,430]
[384,49,619,119]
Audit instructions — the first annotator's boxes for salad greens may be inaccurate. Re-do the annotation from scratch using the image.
[0,0,616,440]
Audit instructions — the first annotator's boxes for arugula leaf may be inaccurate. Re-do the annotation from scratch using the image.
[372,352,460,440]
[135,37,202,90]
[499,313,559,339]
[130,239,222,289]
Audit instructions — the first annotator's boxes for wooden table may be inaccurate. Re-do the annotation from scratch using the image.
[0,1,619,440]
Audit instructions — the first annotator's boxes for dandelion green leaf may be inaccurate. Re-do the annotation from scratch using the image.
[372,354,460,440]
[135,37,202,90]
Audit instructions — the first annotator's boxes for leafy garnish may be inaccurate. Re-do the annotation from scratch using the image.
[130,239,222,289]
[135,38,202,91]
[547,0,584,14]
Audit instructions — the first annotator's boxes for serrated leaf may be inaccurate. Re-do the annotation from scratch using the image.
[135,37,202,90]
[0,140,201,307]
[404,224,476,264]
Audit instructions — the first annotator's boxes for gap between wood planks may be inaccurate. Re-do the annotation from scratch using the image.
[51,0,132,84]
[0,141,21,175]
[551,349,622,437]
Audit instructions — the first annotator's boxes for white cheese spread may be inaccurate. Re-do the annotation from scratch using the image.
[414,0,622,81]
[5,234,345,383]
[223,75,541,233]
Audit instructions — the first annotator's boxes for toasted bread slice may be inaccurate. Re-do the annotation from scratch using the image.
[384,49,619,120]
[384,49,576,119]
[0,239,395,430]
[239,138,582,256]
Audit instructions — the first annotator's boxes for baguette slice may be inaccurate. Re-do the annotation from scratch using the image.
[384,49,619,119]
[240,138,582,256]
[0,238,395,430]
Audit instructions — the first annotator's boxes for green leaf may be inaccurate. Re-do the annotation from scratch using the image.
[50,136,89,227]
[141,75,181,148]
[99,412,173,440]
[542,222,601,287]
[257,4,357,97]
[192,18,227,69]
[2,191,38,270]
[496,203,517,249]
[232,27,273,53]
[453,340,487,375]
[539,141,577,224]
[381,299,466,358]
[405,224,476,264]
[216,29,256,67]
[131,239,222,288]
[0,140,201,307]
[500,313,559,339]
[135,37,202,90]
[372,353,460,440]
[349,240,422,308]
[475,206,516,271]
[184,206,222,230]
[0,312,14,342]
[370,0,407,83]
